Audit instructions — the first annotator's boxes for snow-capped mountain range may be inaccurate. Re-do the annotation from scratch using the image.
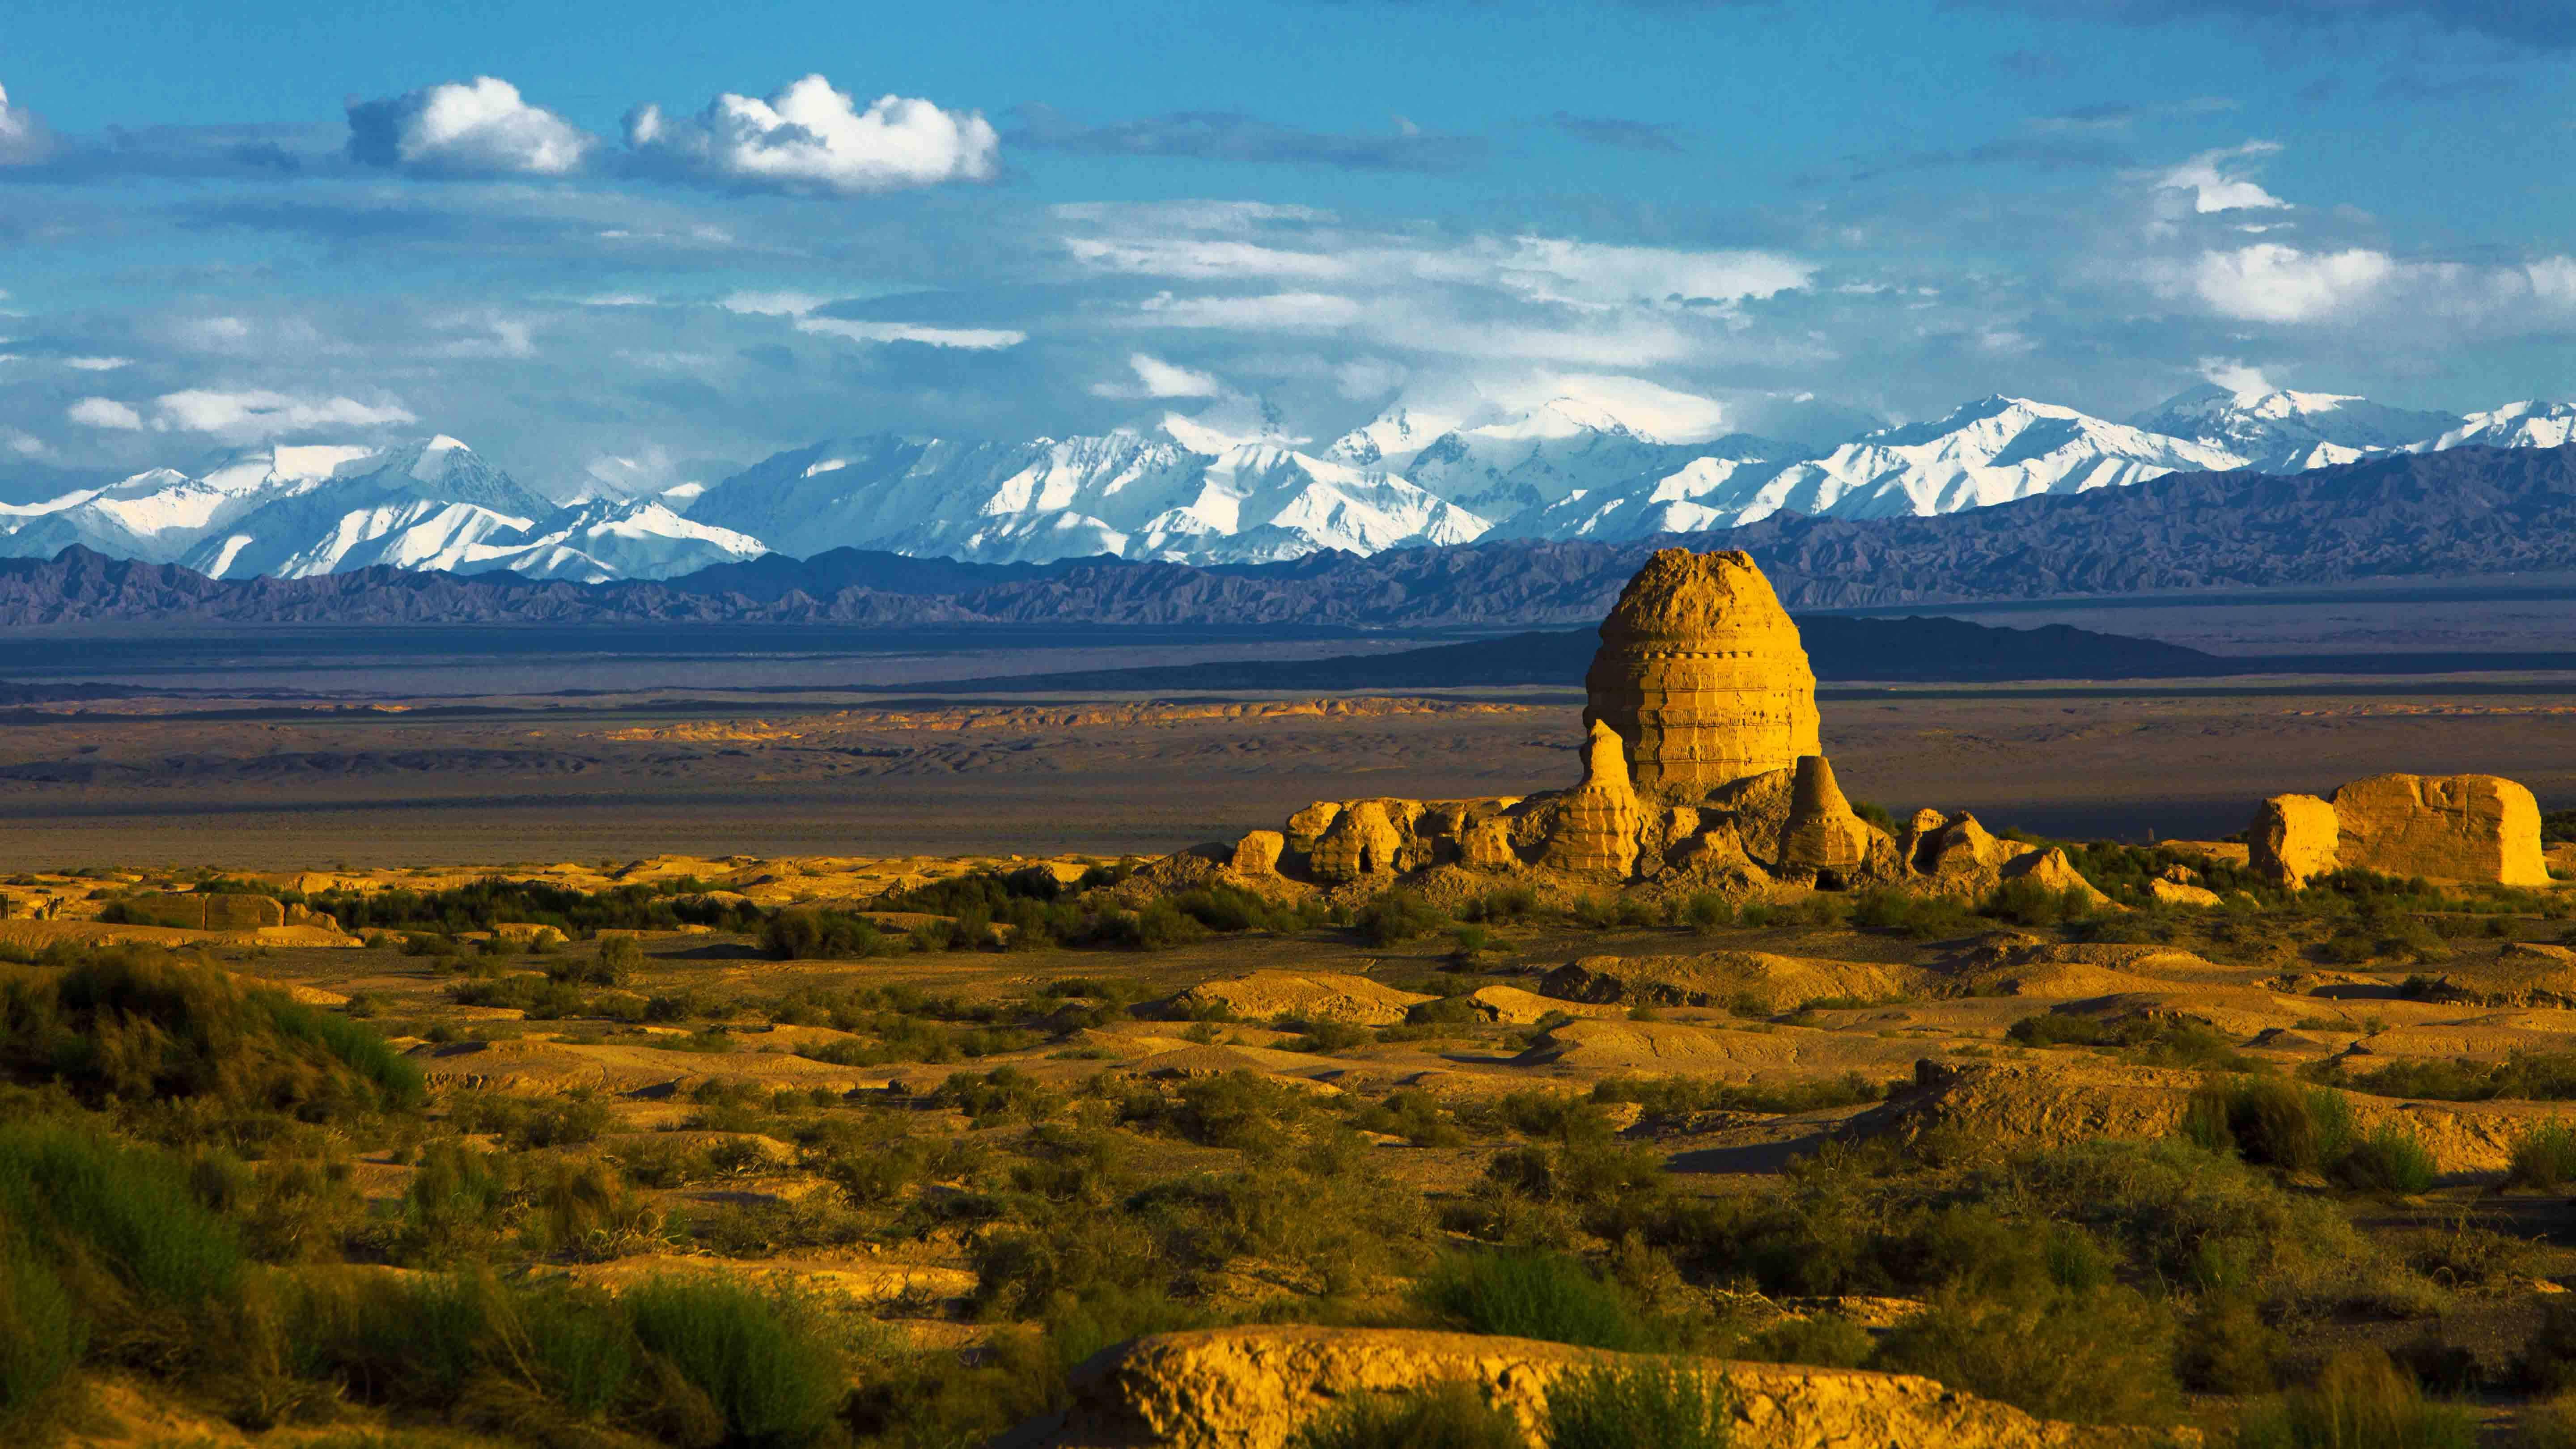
[0,436,765,583]
[11,387,2576,580]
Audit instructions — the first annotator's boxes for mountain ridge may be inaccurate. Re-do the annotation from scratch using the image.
[0,443,2565,628]
[16,382,2576,581]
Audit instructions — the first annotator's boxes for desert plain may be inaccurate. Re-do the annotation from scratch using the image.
[14,562,2576,1449]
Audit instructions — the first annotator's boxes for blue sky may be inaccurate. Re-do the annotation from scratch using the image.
[2,0,2572,495]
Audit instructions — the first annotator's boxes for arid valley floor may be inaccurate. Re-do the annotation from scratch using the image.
[16,586,2576,1449]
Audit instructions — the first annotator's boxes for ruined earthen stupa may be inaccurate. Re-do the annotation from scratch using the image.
[1582,548,1822,799]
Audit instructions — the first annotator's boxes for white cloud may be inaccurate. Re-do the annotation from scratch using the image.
[2157,142,2289,215]
[2197,357,2275,394]
[1473,237,1814,309]
[63,356,131,371]
[67,398,144,430]
[347,76,594,177]
[1063,235,1353,282]
[2529,257,2576,309]
[624,74,998,193]
[2187,244,2395,322]
[1137,291,1365,332]
[793,317,1024,349]
[1495,373,1732,441]
[720,290,831,317]
[1092,353,1224,399]
[0,82,47,165]
[148,389,417,441]
[3,428,47,457]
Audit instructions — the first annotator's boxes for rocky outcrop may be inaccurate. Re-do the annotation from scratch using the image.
[2148,877,2223,908]
[1163,971,1435,1026]
[1582,549,1822,801]
[1541,950,1929,1016]
[1203,552,2106,907]
[1309,800,1412,883]
[2249,775,2549,888]
[1229,831,1284,877]
[112,892,290,931]
[1535,722,1642,879]
[997,1326,2179,1449]
[2249,793,2339,888]
[2331,773,2548,887]
[1776,755,1881,877]
[1999,847,2113,907]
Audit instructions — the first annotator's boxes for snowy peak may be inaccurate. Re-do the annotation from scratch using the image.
[0,435,760,583]
[1324,405,1460,472]
[2415,401,2576,453]
[24,386,2576,577]
[2131,385,2461,471]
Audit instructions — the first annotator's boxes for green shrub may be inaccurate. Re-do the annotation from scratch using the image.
[1293,1381,1526,1449]
[312,875,759,938]
[2234,1350,2477,1449]
[0,1231,81,1433]
[1849,890,1980,939]
[2006,1012,2261,1071]
[1355,894,1451,947]
[551,933,644,986]
[1977,878,2101,928]
[2523,1299,2576,1395]
[1,948,422,1116]
[2335,1054,2576,1101]
[2514,1125,2576,1190]
[930,1066,1062,1125]
[2185,1078,2352,1174]
[1546,1361,1730,1449]
[1734,1314,1873,1368]
[2519,1397,2576,1449]
[1354,1091,1466,1147]
[1873,1284,2178,1427]
[1415,1251,1658,1351]
[625,1276,846,1446]
[1461,886,1539,924]
[1593,1072,1890,1118]
[760,909,900,960]
[2332,1127,2437,1195]
[2176,1296,2283,1393]
[0,1120,243,1313]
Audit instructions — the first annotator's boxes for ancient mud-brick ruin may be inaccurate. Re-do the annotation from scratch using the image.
[1183,545,2554,905]
[1582,547,1821,799]
[2251,772,2549,889]
[1195,547,2101,904]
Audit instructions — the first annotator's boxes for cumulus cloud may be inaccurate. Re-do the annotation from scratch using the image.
[346,76,593,176]
[625,74,999,193]
[2198,357,2275,393]
[2157,142,2288,213]
[2157,243,2576,331]
[2183,244,2394,322]
[66,397,143,430]
[148,389,418,441]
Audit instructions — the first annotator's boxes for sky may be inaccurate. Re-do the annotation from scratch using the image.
[2,0,2573,497]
